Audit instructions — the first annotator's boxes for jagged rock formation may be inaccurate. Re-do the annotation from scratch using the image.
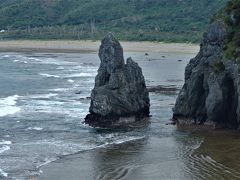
[173,0,240,129]
[85,33,150,128]
[173,19,240,129]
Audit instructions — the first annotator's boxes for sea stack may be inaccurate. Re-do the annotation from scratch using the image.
[173,1,240,129]
[85,33,150,128]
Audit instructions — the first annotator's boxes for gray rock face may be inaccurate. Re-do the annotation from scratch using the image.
[173,21,240,129]
[85,33,150,128]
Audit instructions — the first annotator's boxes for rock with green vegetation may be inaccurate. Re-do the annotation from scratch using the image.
[173,0,240,129]
[85,33,150,128]
[224,0,240,60]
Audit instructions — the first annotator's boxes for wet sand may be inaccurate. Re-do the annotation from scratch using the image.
[37,136,190,180]
[0,40,199,54]
[195,130,240,173]
[35,130,240,180]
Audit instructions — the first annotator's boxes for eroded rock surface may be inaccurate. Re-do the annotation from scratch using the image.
[85,33,150,128]
[173,21,240,129]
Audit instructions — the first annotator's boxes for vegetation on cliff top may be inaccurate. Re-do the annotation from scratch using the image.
[0,0,226,42]
[224,0,240,60]
[213,0,240,60]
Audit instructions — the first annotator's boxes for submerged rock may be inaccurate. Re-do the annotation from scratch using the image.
[85,33,150,128]
[173,20,240,129]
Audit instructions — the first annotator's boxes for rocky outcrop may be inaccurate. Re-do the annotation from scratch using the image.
[173,21,240,129]
[85,33,150,128]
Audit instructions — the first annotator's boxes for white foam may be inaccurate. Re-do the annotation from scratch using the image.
[0,95,19,106]
[0,108,20,118]
[192,139,204,150]
[56,66,65,70]
[28,57,41,62]
[39,73,60,78]
[67,79,74,83]
[36,100,64,106]
[2,55,10,58]
[37,157,57,168]
[0,145,10,153]
[30,93,58,99]
[23,61,28,64]
[51,88,69,92]
[0,105,21,117]
[35,58,74,65]
[0,95,21,117]
[65,73,95,78]
[41,93,58,98]
[0,141,12,145]
[43,58,62,65]
[0,168,7,177]
[27,127,43,131]
[13,60,20,62]
[113,136,146,145]
[25,135,146,174]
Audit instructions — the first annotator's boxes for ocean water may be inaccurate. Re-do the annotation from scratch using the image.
[0,52,240,180]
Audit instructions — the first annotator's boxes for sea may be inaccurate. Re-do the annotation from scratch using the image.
[0,51,240,180]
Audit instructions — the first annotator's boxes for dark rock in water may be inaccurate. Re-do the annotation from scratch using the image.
[145,53,149,56]
[85,33,150,128]
[173,21,240,129]
[79,97,91,101]
[75,91,82,94]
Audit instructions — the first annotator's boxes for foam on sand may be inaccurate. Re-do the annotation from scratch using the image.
[0,141,12,155]
[0,145,10,154]
[0,168,8,177]
[0,95,21,117]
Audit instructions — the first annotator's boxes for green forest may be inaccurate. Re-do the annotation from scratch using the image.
[223,0,240,59]
[0,0,227,42]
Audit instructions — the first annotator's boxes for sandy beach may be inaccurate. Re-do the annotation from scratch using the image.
[0,40,199,54]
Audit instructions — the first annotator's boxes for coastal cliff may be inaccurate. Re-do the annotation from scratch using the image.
[173,0,240,129]
[85,33,150,128]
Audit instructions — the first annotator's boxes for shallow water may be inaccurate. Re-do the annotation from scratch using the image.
[0,51,239,180]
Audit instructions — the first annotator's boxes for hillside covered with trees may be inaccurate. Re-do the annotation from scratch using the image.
[0,0,227,42]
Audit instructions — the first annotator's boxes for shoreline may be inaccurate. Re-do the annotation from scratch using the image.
[0,40,201,179]
[36,128,240,180]
[0,40,199,54]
